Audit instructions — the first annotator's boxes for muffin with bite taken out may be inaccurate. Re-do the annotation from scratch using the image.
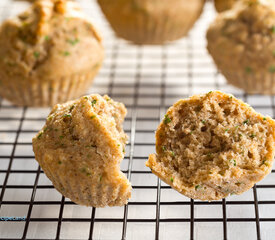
[147,91,275,200]
[33,94,131,207]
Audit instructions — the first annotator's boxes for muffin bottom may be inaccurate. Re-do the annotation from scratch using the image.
[0,66,101,107]
[42,162,131,207]
[98,0,205,45]
[222,70,275,95]
[107,16,197,45]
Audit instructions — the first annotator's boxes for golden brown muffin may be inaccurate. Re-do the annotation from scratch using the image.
[146,91,275,201]
[207,0,275,95]
[0,0,103,107]
[214,0,239,12]
[97,0,205,45]
[32,94,131,207]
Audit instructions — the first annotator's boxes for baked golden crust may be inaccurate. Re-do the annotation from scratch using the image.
[146,91,275,200]
[97,0,205,45]
[214,0,238,12]
[207,0,275,94]
[32,94,131,207]
[0,0,103,106]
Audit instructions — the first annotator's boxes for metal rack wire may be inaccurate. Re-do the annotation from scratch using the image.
[0,0,275,239]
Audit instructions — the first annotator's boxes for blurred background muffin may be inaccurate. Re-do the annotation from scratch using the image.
[214,0,238,12]
[97,0,205,45]
[0,0,104,107]
[207,0,275,95]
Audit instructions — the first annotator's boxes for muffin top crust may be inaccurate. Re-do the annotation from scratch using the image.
[215,0,239,12]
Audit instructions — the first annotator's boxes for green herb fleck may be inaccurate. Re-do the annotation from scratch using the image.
[91,99,97,107]
[195,185,201,190]
[245,66,253,74]
[263,117,267,120]
[84,96,88,100]
[22,21,29,27]
[243,119,249,125]
[63,114,72,118]
[225,129,229,132]
[271,25,275,33]
[250,133,256,138]
[207,91,212,95]
[67,38,79,45]
[201,120,206,124]
[170,177,174,182]
[33,51,40,58]
[162,146,167,152]
[47,116,53,121]
[99,175,102,182]
[63,51,70,56]
[80,167,91,176]
[44,35,50,41]
[58,161,62,165]
[230,159,236,166]
[170,151,175,157]
[123,148,126,153]
[164,114,172,124]
[69,105,75,112]
[269,65,275,73]
[59,135,64,139]
[37,132,43,139]
[4,59,16,67]
[262,159,269,166]
[90,115,96,119]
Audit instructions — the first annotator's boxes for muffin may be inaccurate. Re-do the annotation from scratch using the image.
[146,91,275,200]
[207,0,275,95]
[214,0,238,12]
[0,0,103,107]
[97,0,205,45]
[32,94,131,207]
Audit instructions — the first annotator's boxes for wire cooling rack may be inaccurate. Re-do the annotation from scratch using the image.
[0,0,275,239]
